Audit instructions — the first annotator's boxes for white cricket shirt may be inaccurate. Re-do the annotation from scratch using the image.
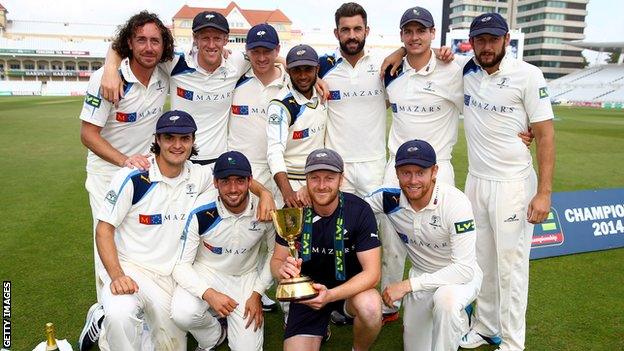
[365,183,481,292]
[266,84,328,180]
[165,51,250,161]
[173,192,275,298]
[463,53,554,180]
[384,50,464,160]
[319,49,386,162]
[97,156,214,276]
[80,58,168,175]
[227,64,288,163]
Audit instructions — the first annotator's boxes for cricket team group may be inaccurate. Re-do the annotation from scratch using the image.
[76,2,555,351]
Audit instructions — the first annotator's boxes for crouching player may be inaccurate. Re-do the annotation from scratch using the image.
[365,140,482,351]
[171,151,275,351]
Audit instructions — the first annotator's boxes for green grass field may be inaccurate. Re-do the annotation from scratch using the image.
[0,96,623,350]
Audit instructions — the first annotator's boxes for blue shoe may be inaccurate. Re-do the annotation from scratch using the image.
[78,303,105,351]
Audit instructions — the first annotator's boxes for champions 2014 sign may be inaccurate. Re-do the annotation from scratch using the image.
[530,188,624,259]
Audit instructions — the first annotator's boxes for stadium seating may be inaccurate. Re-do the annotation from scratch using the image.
[0,80,42,95]
[44,81,89,96]
[549,64,624,105]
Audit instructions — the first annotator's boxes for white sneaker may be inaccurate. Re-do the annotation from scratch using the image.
[459,329,502,349]
[78,303,105,351]
[261,293,277,312]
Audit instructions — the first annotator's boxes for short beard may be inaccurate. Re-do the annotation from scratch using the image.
[476,45,506,68]
[293,76,317,96]
[339,38,365,56]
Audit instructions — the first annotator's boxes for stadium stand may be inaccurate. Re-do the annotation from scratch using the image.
[0,80,41,95]
[44,81,89,96]
[549,64,624,106]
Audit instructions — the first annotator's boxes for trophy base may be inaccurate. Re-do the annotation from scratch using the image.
[276,275,319,302]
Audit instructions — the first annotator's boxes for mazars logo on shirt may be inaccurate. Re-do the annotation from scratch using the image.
[139,214,162,225]
[328,89,383,101]
[176,87,194,100]
[116,112,137,122]
[293,128,310,139]
[464,95,515,113]
[203,242,223,254]
[231,105,249,115]
[391,103,442,114]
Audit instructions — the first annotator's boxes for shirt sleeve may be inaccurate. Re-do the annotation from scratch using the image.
[159,53,181,75]
[363,189,385,214]
[266,101,291,176]
[228,50,251,77]
[172,212,211,299]
[79,70,113,127]
[353,201,381,252]
[409,196,478,292]
[253,224,276,294]
[195,163,216,194]
[96,168,135,227]
[524,67,555,124]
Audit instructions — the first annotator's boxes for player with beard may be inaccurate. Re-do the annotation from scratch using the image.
[459,13,555,351]
[271,148,382,351]
[365,140,482,351]
[266,45,328,208]
[170,151,276,351]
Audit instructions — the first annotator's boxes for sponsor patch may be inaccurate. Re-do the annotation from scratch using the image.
[328,90,341,100]
[204,242,223,254]
[539,87,549,99]
[139,214,162,225]
[105,190,117,205]
[231,105,249,115]
[85,93,101,108]
[115,112,137,122]
[176,87,194,100]
[464,94,471,106]
[454,219,475,234]
[397,232,409,244]
[292,128,309,139]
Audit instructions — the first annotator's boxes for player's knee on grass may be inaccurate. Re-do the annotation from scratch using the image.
[348,289,382,326]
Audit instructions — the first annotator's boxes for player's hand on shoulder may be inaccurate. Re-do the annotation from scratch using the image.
[123,154,151,170]
[202,288,238,317]
[110,274,139,295]
[257,191,277,221]
[283,189,304,208]
[296,186,311,207]
[380,47,406,78]
[279,256,302,280]
[433,46,455,63]
[314,78,330,103]
[243,292,264,331]
[299,283,330,310]
[100,65,124,106]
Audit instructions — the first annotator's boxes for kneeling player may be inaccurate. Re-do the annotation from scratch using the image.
[271,148,382,351]
[171,151,275,351]
[365,140,482,351]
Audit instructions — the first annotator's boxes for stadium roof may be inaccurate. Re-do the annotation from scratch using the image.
[173,1,291,24]
[566,40,624,52]
[0,3,7,12]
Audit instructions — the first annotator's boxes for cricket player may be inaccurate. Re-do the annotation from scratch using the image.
[77,11,173,350]
[366,139,482,351]
[93,111,275,351]
[271,148,382,351]
[266,45,328,208]
[227,23,286,312]
[459,13,555,351]
[170,151,275,351]
[101,11,251,165]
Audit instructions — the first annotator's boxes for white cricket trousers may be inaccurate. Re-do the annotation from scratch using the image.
[98,263,186,351]
[252,162,283,208]
[341,156,386,197]
[85,172,114,302]
[464,172,537,351]
[170,269,264,351]
[380,157,456,314]
[403,267,482,351]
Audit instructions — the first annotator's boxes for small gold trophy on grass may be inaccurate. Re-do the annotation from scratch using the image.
[271,208,319,301]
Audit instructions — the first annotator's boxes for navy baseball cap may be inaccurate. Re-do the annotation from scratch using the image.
[193,11,229,34]
[155,110,197,135]
[246,23,279,50]
[286,44,319,69]
[400,6,434,29]
[395,140,437,169]
[213,151,252,179]
[469,13,509,38]
[305,148,344,174]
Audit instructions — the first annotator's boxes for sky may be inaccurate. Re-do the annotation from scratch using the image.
[2,0,622,61]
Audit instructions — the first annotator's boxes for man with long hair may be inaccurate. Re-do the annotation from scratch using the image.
[77,10,174,350]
